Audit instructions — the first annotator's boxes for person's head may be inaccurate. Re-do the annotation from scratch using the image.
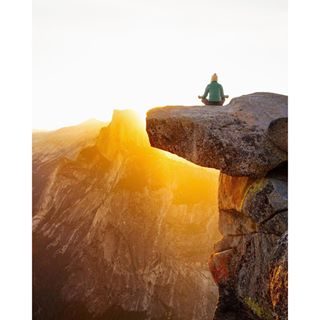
[211,73,218,82]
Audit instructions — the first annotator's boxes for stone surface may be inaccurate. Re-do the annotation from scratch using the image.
[267,118,288,153]
[33,111,221,320]
[146,94,288,320]
[218,173,288,237]
[269,232,288,320]
[146,92,288,177]
[242,176,288,236]
[209,172,288,320]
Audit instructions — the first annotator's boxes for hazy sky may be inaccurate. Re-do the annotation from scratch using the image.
[33,0,287,129]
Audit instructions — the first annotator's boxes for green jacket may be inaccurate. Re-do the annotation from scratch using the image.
[202,81,224,102]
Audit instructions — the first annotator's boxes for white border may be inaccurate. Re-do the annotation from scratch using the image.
[0,0,32,319]
[289,0,320,319]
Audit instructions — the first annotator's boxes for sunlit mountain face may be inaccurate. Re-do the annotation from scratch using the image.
[32,110,220,320]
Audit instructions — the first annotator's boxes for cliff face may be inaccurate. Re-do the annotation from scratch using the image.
[146,93,288,320]
[32,119,105,215]
[33,111,220,320]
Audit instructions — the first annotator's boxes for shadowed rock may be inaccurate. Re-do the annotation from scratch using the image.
[210,171,288,319]
[146,92,288,178]
[267,117,288,152]
[270,232,288,320]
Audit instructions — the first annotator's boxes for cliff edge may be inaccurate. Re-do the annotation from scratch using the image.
[146,92,288,320]
[147,92,287,178]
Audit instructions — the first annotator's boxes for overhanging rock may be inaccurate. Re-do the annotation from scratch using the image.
[146,92,288,178]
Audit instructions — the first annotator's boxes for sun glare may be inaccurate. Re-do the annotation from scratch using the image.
[134,107,148,122]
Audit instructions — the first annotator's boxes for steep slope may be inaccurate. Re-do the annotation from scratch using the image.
[146,93,288,320]
[33,110,220,320]
[32,119,106,214]
[33,119,106,162]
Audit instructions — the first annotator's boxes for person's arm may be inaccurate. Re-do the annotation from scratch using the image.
[220,84,225,99]
[202,85,209,99]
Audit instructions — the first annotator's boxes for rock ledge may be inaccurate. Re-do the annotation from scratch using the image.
[147,92,288,177]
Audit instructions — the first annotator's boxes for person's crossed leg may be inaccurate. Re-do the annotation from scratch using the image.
[201,98,224,106]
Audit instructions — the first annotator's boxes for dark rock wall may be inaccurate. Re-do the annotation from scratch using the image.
[209,167,287,320]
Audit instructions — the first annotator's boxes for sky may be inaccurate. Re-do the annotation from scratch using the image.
[33,0,287,130]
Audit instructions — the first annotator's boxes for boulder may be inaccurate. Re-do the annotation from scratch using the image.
[146,92,288,177]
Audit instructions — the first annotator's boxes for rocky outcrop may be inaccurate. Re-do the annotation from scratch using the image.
[146,93,288,320]
[210,168,288,320]
[147,93,287,178]
[33,111,221,320]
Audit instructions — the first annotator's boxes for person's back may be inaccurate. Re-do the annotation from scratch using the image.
[199,73,226,106]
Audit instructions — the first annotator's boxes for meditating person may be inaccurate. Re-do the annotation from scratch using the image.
[198,73,227,106]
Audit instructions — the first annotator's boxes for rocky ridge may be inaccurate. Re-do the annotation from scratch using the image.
[146,92,288,320]
[33,111,220,320]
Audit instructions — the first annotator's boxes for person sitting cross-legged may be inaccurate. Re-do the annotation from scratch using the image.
[198,73,226,106]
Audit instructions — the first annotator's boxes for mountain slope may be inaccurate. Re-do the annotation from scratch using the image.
[32,119,106,214]
[32,110,220,320]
